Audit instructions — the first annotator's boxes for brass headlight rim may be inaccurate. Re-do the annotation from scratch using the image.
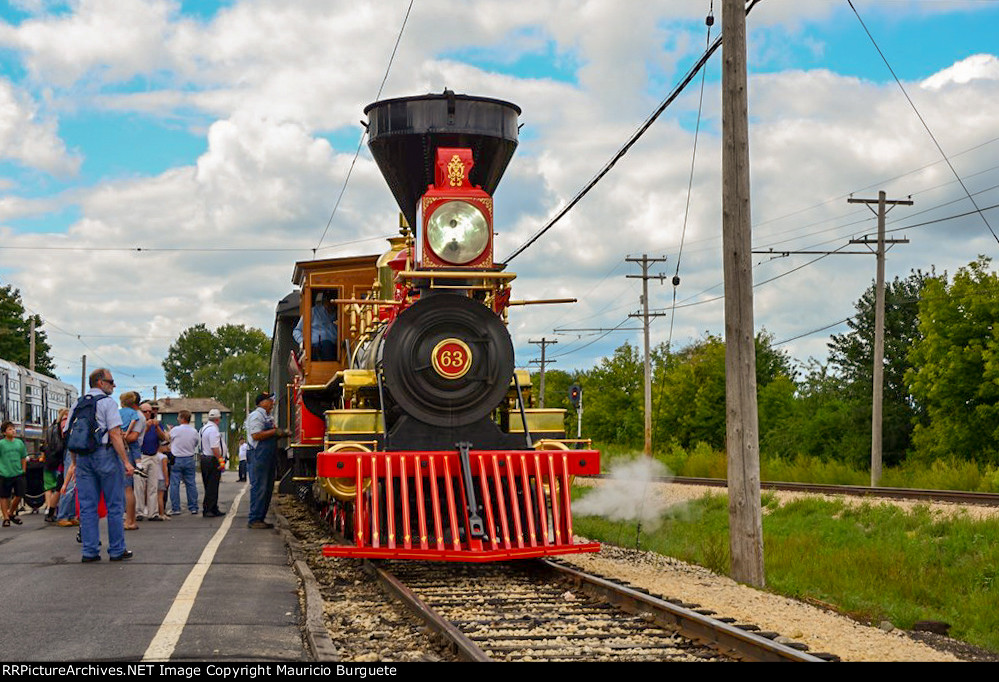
[426,200,489,265]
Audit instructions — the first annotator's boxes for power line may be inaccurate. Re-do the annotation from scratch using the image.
[314,0,415,253]
[504,0,762,264]
[847,0,999,247]
[0,234,392,254]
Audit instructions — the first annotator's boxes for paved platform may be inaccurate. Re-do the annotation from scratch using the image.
[0,473,308,662]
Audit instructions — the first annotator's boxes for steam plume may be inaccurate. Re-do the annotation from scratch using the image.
[573,457,672,530]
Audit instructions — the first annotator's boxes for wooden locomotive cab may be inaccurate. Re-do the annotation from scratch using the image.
[275,255,379,484]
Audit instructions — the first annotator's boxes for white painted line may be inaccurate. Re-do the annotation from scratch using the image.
[142,484,248,662]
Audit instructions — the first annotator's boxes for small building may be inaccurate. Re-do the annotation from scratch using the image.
[155,397,231,434]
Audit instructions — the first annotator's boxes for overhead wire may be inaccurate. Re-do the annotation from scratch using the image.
[503,0,763,264]
[653,0,715,432]
[314,0,415,253]
[847,0,999,247]
[0,234,393,254]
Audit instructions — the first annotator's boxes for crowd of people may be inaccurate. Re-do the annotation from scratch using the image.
[0,367,288,563]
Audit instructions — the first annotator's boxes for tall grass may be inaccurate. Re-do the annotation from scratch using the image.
[573,488,999,652]
[593,440,999,493]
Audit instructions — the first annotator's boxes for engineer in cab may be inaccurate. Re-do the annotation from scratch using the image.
[293,291,337,361]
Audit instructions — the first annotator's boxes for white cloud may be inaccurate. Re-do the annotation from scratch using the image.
[922,54,999,90]
[0,77,79,176]
[0,0,996,393]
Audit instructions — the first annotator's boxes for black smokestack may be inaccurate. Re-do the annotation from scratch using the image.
[364,90,521,230]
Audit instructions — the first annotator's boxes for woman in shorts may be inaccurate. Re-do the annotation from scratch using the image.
[119,392,144,530]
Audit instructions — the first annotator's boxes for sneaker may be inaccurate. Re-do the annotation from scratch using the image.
[147,516,164,522]
[248,521,274,529]
[136,515,144,522]
[167,510,180,516]
[81,555,101,563]
[110,550,134,562]
[190,510,199,515]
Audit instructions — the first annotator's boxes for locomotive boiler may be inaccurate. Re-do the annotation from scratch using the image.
[270,91,600,561]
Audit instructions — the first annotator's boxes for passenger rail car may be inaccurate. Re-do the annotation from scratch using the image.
[0,359,77,453]
[270,91,599,561]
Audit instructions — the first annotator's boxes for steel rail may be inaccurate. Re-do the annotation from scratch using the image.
[543,559,826,662]
[361,559,492,662]
[362,552,826,662]
[587,475,999,506]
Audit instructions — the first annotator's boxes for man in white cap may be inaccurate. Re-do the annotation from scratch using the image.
[199,408,227,518]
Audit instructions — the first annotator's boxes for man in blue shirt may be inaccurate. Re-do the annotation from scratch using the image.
[292,291,338,361]
[245,393,288,529]
[65,368,135,562]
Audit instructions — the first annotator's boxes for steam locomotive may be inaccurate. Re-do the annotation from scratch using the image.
[269,91,600,561]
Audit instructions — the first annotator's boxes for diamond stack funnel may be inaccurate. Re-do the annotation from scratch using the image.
[364,90,521,231]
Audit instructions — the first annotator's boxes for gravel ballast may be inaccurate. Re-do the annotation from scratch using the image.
[571,478,999,662]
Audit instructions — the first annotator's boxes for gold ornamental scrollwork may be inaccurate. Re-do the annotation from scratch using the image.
[472,197,493,214]
[447,154,465,187]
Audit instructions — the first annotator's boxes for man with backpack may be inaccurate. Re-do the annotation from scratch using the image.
[64,368,134,563]
[42,409,68,523]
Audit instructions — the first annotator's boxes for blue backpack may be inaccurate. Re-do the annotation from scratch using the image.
[66,394,108,456]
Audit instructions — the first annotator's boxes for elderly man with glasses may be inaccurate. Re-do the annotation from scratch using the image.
[64,368,135,563]
[135,402,166,521]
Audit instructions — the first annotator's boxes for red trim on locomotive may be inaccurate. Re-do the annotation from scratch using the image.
[419,148,495,270]
[317,448,600,561]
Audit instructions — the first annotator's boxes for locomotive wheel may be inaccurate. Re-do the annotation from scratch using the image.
[317,443,372,502]
[382,293,514,427]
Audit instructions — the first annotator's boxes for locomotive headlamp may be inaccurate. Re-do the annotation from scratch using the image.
[426,200,489,265]
[419,147,494,269]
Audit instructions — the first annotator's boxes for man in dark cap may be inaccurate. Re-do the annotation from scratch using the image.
[245,393,288,529]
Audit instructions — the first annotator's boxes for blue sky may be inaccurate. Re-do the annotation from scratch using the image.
[0,0,997,400]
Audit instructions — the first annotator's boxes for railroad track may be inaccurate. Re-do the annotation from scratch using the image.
[364,558,832,662]
[589,475,999,507]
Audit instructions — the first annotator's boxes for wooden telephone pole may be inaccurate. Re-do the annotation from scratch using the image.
[848,191,913,486]
[626,255,667,457]
[722,0,763,587]
[528,338,557,408]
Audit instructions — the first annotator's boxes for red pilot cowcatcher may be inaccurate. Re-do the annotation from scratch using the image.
[419,148,494,269]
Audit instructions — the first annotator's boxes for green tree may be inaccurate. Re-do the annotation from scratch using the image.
[651,333,795,451]
[907,257,999,464]
[827,270,933,465]
[189,353,270,448]
[0,284,56,376]
[762,360,869,466]
[163,324,270,396]
[580,342,644,446]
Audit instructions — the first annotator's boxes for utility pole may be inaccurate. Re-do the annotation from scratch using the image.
[722,0,763,587]
[528,338,557,408]
[753,194,909,489]
[28,318,35,372]
[153,385,158,401]
[848,191,913,486]
[80,355,87,395]
[626,254,668,457]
